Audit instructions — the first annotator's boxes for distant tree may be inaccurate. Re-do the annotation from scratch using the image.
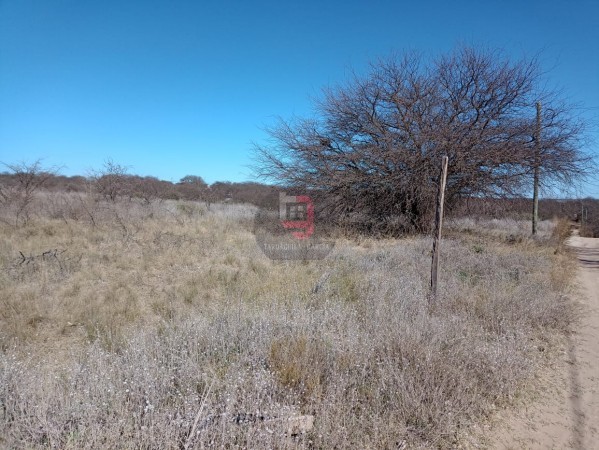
[179,175,207,187]
[92,159,132,201]
[0,159,59,225]
[254,46,593,234]
[228,182,279,208]
[177,175,208,201]
[41,174,87,192]
[209,181,233,199]
[131,176,167,204]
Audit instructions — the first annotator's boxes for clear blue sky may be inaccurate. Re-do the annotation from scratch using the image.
[1,0,598,195]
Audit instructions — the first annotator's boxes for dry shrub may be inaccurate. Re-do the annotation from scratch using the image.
[580,221,599,238]
[268,334,330,402]
[551,216,574,251]
[446,216,556,244]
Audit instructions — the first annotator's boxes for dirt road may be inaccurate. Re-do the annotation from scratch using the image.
[491,233,599,449]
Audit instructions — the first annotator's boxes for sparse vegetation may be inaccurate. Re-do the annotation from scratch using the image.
[0,187,578,448]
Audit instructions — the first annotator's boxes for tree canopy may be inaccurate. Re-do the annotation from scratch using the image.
[254,47,593,234]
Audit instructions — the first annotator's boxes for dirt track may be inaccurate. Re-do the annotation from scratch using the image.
[491,233,599,449]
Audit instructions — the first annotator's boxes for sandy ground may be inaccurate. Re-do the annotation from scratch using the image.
[489,232,599,449]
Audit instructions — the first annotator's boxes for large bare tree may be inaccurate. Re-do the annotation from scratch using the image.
[254,47,592,234]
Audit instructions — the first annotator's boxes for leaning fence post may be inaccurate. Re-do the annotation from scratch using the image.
[430,155,449,303]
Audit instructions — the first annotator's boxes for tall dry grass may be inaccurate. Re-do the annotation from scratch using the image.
[0,194,577,448]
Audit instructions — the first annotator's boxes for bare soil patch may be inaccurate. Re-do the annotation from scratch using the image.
[490,231,599,449]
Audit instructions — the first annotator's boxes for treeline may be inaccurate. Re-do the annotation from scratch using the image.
[1,167,596,220]
[0,169,278,208]
[1,161,597,236]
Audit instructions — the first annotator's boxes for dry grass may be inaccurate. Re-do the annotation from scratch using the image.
[0,194,578,448]
[446,216,555,242]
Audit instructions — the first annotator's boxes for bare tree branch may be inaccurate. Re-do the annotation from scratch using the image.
[253,46,594,235]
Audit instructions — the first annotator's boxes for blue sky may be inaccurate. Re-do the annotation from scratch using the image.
[1,0,598,195]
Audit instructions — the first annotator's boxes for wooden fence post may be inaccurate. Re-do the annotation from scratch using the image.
[430,155,449,303]
[532,101,541,235]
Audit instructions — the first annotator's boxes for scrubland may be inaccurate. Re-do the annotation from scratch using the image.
[0,193,577,448]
